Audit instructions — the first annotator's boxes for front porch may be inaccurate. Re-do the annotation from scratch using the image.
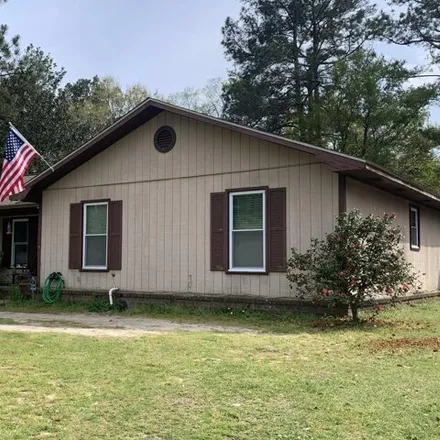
[0,200,39,288]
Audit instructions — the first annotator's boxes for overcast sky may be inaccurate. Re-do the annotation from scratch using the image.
[2,0,439,122]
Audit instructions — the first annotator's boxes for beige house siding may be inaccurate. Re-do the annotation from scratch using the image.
[40,111,339,298]
[346,178,440,291]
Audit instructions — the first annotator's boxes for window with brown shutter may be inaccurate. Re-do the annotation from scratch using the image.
[210,187,286,274]
[68,200,123,271]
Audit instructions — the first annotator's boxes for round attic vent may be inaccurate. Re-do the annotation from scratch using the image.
[154,126,176,153]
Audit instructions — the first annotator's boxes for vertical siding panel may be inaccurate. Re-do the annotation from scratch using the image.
[249,170,260,187]
[196,121,206,176]
[332,172,339,225]
[203,176,214,294]
[156,112,167,181]
[205,123,214,176]
[133,183,143,291]
[149,117,159,181]
[231,131,241,173]
[300,156,311,252]
[148,181,158,293]
[180,179,189,292]
[135,127,144,183]
[249,137,260,170]
[240,134,250,175]
[321,166,335,234]
[222,129,232,175]
[156,181,166,292]
[121,184,132,290]
[164,180,173,292]
[141,182,150,291]
[188,179,198,293]
[180,116,189,178]
[289,161,301,254]
[310,164,322,239]
[259,140,270,179]
[279,143,290,170]
[188,119,198,177]
[164,112,174,180]
[142,118,151,183]
[172,114,181,178]
[269,142,280,169]
[213,126,223,178]
[171,179,181,293]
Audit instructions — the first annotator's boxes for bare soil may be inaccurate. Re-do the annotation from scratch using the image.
[0,311,257,337]
[370,337,440,351]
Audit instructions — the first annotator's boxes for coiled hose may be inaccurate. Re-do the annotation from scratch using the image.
[42,272,65,304]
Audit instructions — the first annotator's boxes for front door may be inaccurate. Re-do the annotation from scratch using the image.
[2,216,38,275]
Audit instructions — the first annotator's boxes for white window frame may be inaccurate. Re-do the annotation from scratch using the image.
[11,218,29,268]
[82,202,109,270]
[229,190,266,273]
[410,205,420,250]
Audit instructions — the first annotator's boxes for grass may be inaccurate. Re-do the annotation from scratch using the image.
[1,301,440,439]
[2,298,318,332]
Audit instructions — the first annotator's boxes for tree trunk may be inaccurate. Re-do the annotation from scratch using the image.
[292,4,304,138]
[351,304,359,322]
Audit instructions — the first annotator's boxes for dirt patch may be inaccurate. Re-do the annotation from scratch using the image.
[0,311,258,337]
[370,337,440,351]
[312,317,431,330]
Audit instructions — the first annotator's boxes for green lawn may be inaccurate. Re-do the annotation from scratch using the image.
[1,301,440,439]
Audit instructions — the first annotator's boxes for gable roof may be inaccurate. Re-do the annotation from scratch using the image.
[20,98,440,211]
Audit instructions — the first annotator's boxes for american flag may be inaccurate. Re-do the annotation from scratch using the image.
[0,128,38,202]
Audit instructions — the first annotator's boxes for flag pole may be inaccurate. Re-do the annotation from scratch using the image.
[8,122,55,172]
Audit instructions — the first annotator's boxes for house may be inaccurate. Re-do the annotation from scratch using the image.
[13,98,440,303]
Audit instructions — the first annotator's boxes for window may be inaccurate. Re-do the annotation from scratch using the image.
[229,190,266,272]
[83,202,108,269]
[11,219,28,268]
[410,205,420,250]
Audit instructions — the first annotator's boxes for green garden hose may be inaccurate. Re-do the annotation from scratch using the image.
[42,272,65,304]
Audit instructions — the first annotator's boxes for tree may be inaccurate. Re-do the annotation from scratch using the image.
[376,0,440,63]
[0,0,19,78]
[320,50,440,192]
[287,210,419,322]
[0,45,69,169]
[222,0,375,142]
[166,78,224,117]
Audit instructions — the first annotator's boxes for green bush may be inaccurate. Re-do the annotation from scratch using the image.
[7,284,25,301]
[286,209,419,321]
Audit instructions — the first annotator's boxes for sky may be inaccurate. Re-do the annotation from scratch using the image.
[1,0,439,122]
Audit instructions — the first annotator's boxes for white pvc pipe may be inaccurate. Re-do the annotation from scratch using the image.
[109,287,119,306]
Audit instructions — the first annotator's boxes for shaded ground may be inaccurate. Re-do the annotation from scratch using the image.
[0,311,258,337]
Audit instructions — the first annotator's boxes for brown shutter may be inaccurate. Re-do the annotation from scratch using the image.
[211,192,227,271]
[268,188,287,272]
[108,200,123,270]
[69,203,82,270]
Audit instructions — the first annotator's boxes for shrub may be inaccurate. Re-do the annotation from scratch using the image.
[7,284,25,301]
[286,210,419,321]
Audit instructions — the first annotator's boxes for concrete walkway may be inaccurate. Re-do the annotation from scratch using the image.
[0,311,257,337]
